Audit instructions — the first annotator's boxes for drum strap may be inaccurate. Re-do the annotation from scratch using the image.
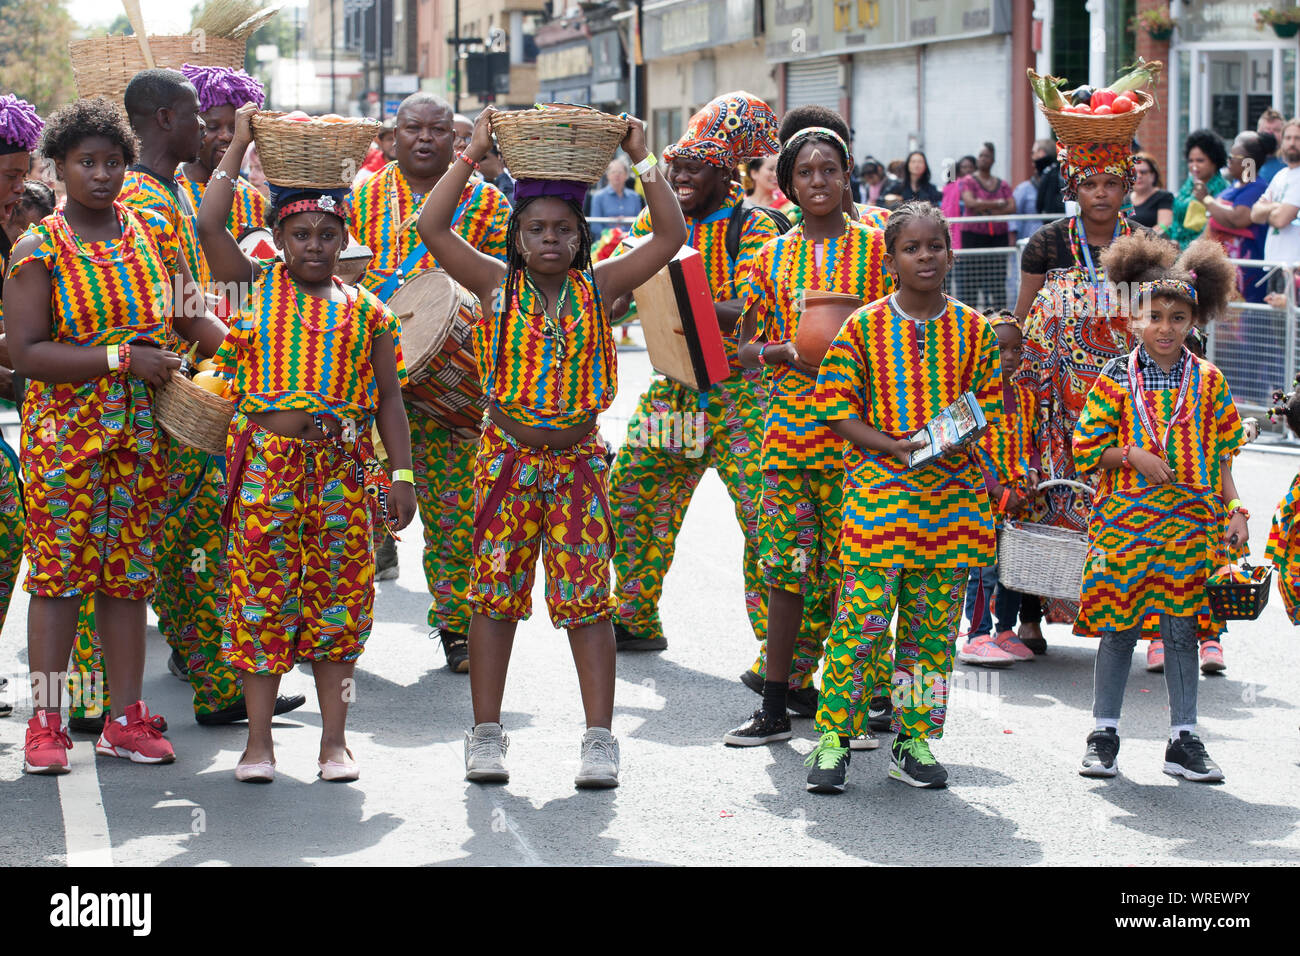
[375,196,471,301]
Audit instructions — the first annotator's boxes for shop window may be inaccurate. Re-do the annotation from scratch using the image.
[1105,0,1136,83]
[1051,0,1089,97]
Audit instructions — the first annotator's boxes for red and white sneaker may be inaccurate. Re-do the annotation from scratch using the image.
[994,629,1035,661]
[95,701,176,764]
[1146,639,1165,673]
[25,711,73,775]
[1199,640,1226,674]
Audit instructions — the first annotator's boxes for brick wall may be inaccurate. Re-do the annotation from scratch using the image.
[1134,0,1171,176]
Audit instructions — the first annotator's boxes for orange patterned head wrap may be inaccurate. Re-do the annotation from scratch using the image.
[663,91,780,168]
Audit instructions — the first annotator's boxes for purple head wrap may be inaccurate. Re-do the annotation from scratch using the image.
[513,178,589,207]
[180,64,266,114]
[0,94,44,154]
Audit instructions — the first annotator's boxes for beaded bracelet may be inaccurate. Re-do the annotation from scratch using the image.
[119,342,132,375]
[457,152,480,171]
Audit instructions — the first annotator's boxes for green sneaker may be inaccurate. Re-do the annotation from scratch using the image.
[888,735,948,789]
[804,731,850,794]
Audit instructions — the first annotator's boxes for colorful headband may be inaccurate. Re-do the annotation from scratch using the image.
[664,91,780,168]
[180,64,266,113]
[275,194,351,227]
[1059,140,1135,200]
[0,94,43,154]
[990,312,1022,330]
[782,126,849,163]
[1137,278,1197,303]
[514,178,589,207]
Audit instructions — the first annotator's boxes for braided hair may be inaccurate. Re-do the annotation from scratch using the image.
[501,195,593,319]
[882,200,950,255]
[776,129,850,205]
[1271,374,1300,437]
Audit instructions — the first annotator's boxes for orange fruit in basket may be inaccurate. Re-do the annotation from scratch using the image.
[283,111,311,122]
[192,371,229,396]
[318,114,346,123]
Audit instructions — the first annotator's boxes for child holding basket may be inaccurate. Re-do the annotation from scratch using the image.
[1073,235,1246,783]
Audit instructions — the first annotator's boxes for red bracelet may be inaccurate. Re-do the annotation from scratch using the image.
[457,152,479,171]
[119,342,131,375]
[758,343,769,366]
[998,487,1012,513]
[1120,443,1132,467]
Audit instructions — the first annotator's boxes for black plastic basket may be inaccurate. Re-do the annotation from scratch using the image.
[1205,562,1272,621]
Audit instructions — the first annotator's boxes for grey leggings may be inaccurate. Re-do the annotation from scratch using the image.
[1092,614,1198,728]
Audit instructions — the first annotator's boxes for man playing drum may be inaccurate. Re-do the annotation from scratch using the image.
[353,93,510,673]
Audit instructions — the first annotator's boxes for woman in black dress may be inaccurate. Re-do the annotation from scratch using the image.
[1127,151,1173,232]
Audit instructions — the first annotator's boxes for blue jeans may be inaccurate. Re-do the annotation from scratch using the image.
[1091,614,1198,728]
[964,565,1026,634]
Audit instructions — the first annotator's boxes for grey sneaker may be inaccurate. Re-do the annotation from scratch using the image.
[375,533,399,581]
[575,727,620,789]
[464,723,509,783]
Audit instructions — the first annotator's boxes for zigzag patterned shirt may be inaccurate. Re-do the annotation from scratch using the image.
[353,162,510,299]
[178,170,268,241]
[815,294,1017,567]
[7,204,177,347]
[120,168,209,290]
[738,217,892,470]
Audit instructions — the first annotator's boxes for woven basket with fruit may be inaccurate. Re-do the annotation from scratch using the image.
[1029,58,1162,145]
[154,345,235,456]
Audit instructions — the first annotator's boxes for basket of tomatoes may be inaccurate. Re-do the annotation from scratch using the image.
[1029,58,1161,145]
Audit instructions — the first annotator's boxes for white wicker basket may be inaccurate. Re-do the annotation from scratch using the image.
[997,479,1094,602]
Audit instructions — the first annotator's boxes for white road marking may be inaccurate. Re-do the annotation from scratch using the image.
[57,742,113,867]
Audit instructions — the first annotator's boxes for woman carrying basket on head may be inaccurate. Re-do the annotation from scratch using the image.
[417,107,686,789]
[1012,128,1167,650]
[1073,235,1246,783]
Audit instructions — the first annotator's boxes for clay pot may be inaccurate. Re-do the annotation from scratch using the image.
[795,292,863,366]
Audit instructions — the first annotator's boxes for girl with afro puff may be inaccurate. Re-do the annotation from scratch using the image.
[1073,234,1247,784]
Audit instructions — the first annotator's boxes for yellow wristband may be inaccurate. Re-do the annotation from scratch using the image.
[106,344,120,371]
[392,468,414,485]
[1226,498,1242,513]
[633,152,658,177]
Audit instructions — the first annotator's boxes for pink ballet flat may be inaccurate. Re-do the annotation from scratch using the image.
[235,760,276,783]
[318,749,359,782]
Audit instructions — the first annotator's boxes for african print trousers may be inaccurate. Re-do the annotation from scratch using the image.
[470,420,615,628]
[68,448,241,717]
[0,439,23,631]
[223,415,375,675]
[817,566,966,740]
[608,373,826,688]
[409,403,475,636]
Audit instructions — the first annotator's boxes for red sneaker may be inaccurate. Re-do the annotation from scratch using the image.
[25,711,73,775]
[95,701,176,764]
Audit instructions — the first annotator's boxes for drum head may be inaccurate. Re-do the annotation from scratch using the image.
[238,228,277,261]
[386,269,462,374]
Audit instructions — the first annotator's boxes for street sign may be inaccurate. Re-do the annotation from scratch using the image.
[384,97,403,117]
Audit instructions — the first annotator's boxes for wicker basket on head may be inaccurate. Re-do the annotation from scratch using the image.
[154,371,235,457]
[68,35,247,101]
[1040,89,1154,146]
[997,479,1095,602]
[490,105,629,184]
[251,111,381,189]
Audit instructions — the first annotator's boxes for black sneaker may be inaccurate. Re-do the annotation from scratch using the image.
[805,731,850,793]
[439,629,470,673]
[1079,728,1120,778]
[888,735,948,788]
[167,648,190,681]
[0,675,11,718]
[1163,731,1224,783]
[723,708,792,747]
[613,621,667,651]
[739,668,763,696]
[1020,633,1048,655]
[195,694,308,726]
[786,684,818,718]
[867,694,894,732]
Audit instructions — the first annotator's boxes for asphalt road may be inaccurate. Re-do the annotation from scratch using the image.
[2,343,1299,866]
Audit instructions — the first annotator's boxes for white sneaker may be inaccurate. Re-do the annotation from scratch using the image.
[575,727,620,789]
[464,723,509,782]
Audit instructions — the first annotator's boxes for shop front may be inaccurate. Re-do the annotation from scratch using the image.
[1167,1,1299,182]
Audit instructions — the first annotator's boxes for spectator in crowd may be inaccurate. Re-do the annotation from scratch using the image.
[859,156,902,207]
[588,156,645,235]
[897,150,942,206]
[1127,151,1174,232]
[452,113,474,155]
[1205,131,1274,303]
[3,179,54,246]
[1006,139,1054,302]
[1036,146,1065,216]
[887,158,906,181]
[941,154,976,250]
[956,142,1015,310]
[745,155,793,216]
[1259,108,1286,184]
[479,144,515,203]
[1253,117,1300,304]
[1169,128,1229,249]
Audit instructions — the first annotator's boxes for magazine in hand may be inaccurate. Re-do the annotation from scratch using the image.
[907,392,988,468]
